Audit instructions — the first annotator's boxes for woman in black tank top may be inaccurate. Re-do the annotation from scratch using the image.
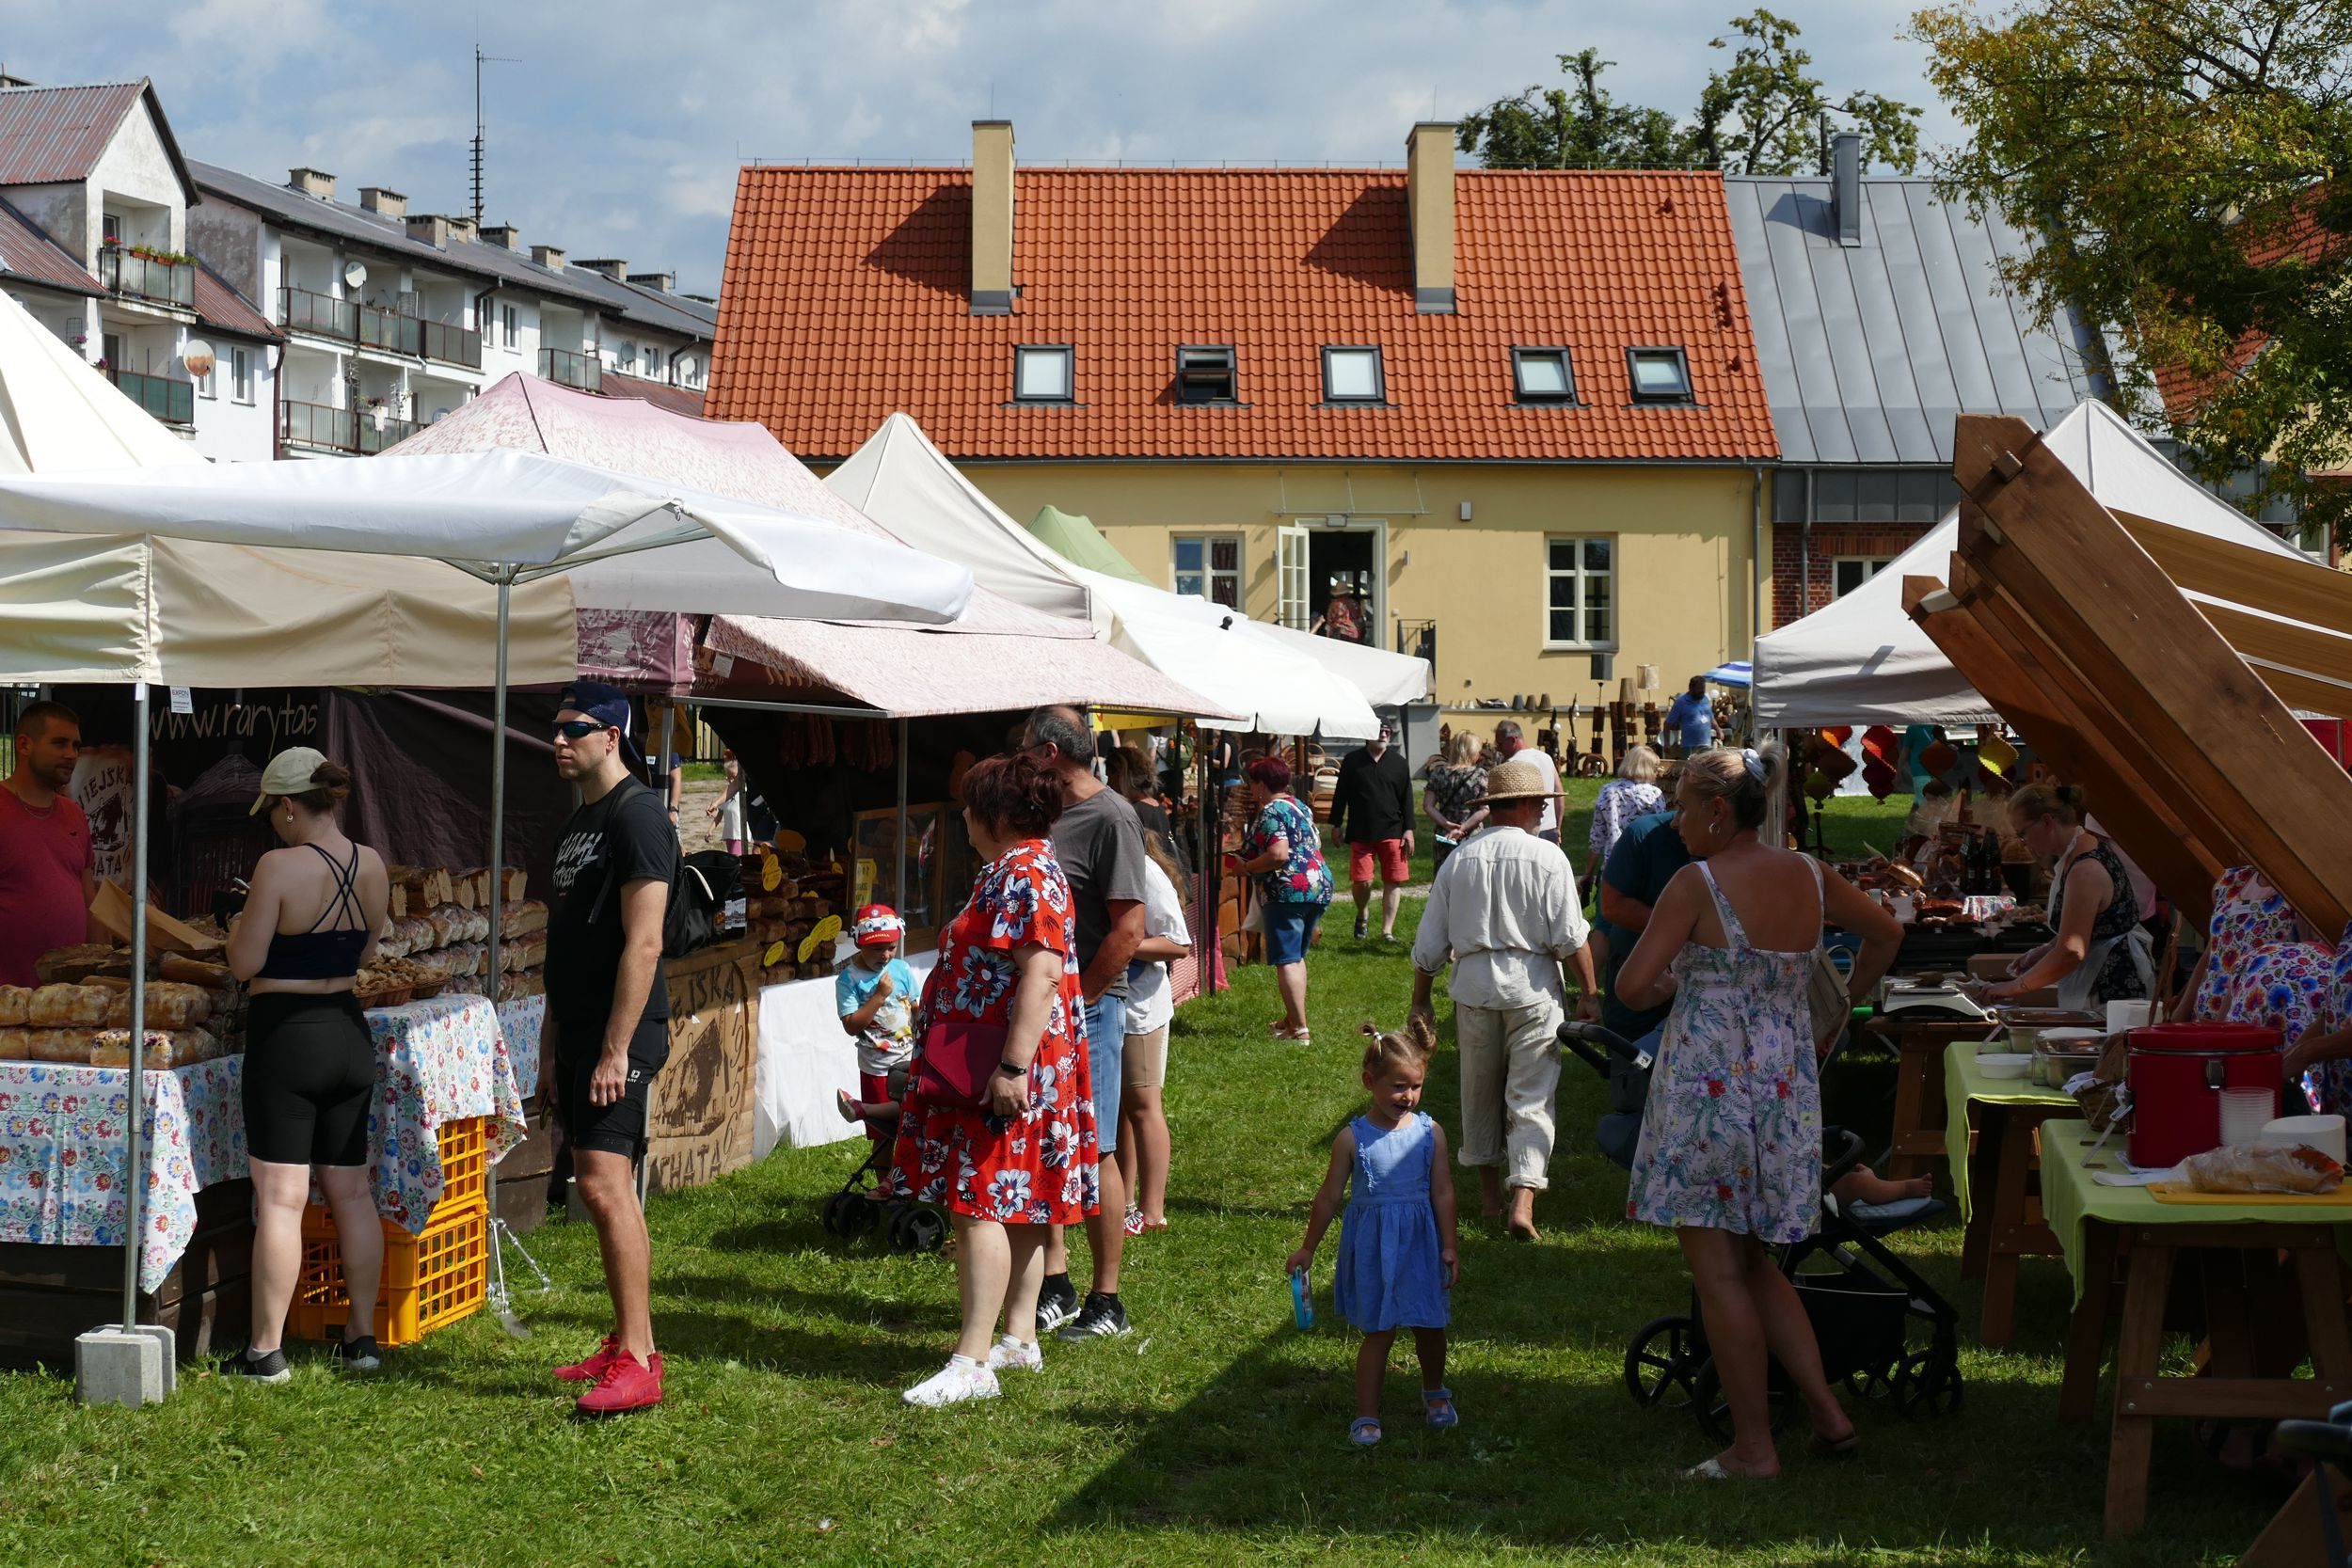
[223,749,392,1381]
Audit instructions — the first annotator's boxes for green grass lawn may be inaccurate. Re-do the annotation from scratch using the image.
[0,785,2285,1566]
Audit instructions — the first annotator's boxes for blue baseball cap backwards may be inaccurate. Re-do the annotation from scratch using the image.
[556,680,646,771]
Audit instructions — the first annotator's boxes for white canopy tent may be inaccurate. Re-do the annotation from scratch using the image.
[1752,401,2307,729]
[0,292,207,474]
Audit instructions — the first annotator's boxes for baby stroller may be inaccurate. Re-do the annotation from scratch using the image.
[818,1064,947,1254]
[1560,1019,1964,1442]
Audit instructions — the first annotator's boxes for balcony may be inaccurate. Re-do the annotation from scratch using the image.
[358,303,421,357]
[280,399,356,452]
[108,366,194,425]
[418,316,481,370]
[538,346,601,392]
[278,288,480,370]
[100,245,196,309]
[1396,617,1437,672]
[280,286,357,341]
[358,410,418,452]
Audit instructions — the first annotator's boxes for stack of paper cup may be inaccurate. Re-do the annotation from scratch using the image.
[2258,1115,2347,1164]
[2219,1089,2276,1148]
[2106,1000,2153,1034]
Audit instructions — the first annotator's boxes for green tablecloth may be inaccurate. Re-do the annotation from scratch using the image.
[2039,1119,2352,1305]
[1942,1043,2075,1227]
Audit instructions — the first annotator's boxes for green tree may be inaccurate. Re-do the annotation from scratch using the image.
[1912,0,2352,542]
[1455,47,1689,169]
[1689,8,1923,175]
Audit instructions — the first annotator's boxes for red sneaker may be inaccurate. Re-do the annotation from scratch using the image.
[553,1335,620,1384]
[575,1350,663,1417]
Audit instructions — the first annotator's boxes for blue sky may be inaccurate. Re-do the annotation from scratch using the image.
[0,0,1961,297]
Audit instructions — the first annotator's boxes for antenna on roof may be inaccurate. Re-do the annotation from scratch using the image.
[471,41,521,225]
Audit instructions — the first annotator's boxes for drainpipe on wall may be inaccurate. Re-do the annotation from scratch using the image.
[271,342,284,460]
[1800,511,1812,617]
[1750,466,1765,650]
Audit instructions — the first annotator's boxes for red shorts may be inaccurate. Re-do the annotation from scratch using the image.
[1348,838,1411,885]
[861,1070,895,1143]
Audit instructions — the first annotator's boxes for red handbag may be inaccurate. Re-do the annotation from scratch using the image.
[915,1017,1010,1108]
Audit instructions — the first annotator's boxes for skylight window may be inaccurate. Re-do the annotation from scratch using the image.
[1014,344,1073,403]
[1626,346,1694,404]
[1177,345,1237,404]
[1512,347,1575,404]
[1322,346,1384,404]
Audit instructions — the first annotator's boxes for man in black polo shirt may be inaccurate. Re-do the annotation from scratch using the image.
[1332,721,1415,942]
[1592,809,1692,1165]
[542,681,675,1417]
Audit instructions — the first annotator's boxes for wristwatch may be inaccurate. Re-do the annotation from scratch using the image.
[995,1060,1027,1078]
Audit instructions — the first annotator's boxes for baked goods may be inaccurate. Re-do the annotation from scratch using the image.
[0,1027,26,1058]
[500,899,548,937]
[143,983,214,1030]
[34,943,123,985]
[158,954,232,990]
[30,985,107,1029]
[0,987,26,1027]
[89,1028,218,1068]
[424,905,463,947]
[27,1028,94,1062]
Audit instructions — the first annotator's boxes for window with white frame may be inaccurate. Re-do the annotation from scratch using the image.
[1171,534,1243,610]
[230,346,254,404]
[501,304,519,349]
[1014,344,1073,402]
[1833,557,1892,598]
[1321,345,1384,404]
[1544,535,1614,648]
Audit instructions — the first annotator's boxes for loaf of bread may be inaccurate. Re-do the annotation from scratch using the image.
[27,1027,94,1062]
[0,1026,26,1058]
[143,982,214,1030]
[501,866,528,902]
[30,985,107,1028]
[89,1028,218,1068]
[425,905,463,947]
[159,954,233,990]
[374,922,412,959]
[34,944,122,985]
[500,899,548,937]
[0,987,26,1027]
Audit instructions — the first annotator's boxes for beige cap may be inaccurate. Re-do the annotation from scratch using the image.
[250,746,329,815]
[1472,755,1564,806]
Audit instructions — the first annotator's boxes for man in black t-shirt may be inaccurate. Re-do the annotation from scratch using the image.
[1331,722,1415,942]
[542,681,675,1417]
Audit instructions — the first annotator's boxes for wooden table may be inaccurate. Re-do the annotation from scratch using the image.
[2040,1120,2352,1536]
[1874,1016,1994,1181]
[1942,1045,2075,1349]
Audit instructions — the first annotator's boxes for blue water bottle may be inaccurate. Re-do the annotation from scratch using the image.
[1290,1267,1314,1330]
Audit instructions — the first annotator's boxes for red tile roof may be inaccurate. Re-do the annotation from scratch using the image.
[707,166,1776,464]
[2154,198,2344,423]
[0,81,194,202]
[193,261,279,341]
[601,368,706,417]
[0,194,99,294]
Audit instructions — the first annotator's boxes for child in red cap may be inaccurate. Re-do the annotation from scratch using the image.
[835,905,916,1149]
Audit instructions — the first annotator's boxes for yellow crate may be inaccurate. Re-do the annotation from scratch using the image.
[288,1199,488,1348]
[433,1115,490,1217]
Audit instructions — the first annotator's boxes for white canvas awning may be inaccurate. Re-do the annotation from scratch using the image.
[1752,401,2307,729]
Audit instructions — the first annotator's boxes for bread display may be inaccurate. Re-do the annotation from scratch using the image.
[27,1028,94,1062]
[34,943,124,985]
[89,1028,219,1068]
[0,987,26,1027]
[500,899,548,937]
[159,954,233,990]
[30,985,107,1029]
[0,1027,25,1057]
[143,982,214,1029]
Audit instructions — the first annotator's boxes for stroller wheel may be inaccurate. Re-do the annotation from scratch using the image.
[893,1205,947,1254]
[1624,1315,1700,1411]
[819,1191,858,1236]
[1845,1362,1899,1400]
[843,1195,882,1236]
[1894,1348,1965,1417]
[1692,1362,1794,1445]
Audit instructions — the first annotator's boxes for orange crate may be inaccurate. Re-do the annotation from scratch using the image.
[433,1115,490,1217]
[287,1199,489,1347]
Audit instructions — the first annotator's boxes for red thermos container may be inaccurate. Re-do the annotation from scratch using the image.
[2126,1023,2282,1169]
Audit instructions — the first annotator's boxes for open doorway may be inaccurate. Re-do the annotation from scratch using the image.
[1307,524,1382,646]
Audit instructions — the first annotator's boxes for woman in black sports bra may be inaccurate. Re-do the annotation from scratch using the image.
[223,748,391,1382]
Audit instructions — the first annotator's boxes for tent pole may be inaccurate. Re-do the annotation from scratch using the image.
[119,682,151,1333]
[487,569,512,1011]
[893,718,909,913]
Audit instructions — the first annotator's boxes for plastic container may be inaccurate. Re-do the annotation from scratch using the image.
[431,1115,490,1217]
[1977,1053,2032,1080]
[2219,1088,2275,1148]
[2127,1023,2283,1169]
[287,1198,489,1347]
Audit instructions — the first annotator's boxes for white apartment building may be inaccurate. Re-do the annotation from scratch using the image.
[0,78,279,462]
[190,164,718,457]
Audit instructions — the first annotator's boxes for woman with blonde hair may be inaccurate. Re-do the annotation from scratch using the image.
[1983,783,2151,1010]
[1422,729,1489,874]
[1617,745,1901,1477]
[1585,744,1665,891]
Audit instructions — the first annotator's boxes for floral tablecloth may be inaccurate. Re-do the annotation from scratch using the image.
[0,992,539,1295]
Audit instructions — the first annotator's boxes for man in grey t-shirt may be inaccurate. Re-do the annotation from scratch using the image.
[1024,706,1147,1344]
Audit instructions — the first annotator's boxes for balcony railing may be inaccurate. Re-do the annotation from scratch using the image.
[358,303,421,357]
[100,245,196,309]
[280,286,358,340]
[1396,618,1437,673]
[539,346,601,392]
[280,399,357,451]
[418,316,482,370]
[358,412,418,453]
[109,366,194,425]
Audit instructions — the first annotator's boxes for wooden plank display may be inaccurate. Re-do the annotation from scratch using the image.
[1937,414,2352,940]
[0,1178,254,1370]
[644,939,764,1195]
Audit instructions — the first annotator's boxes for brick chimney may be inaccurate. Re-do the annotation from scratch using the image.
[628,271,676,293]
[532,244,566,272]
[289,167,336,200]
[1406,122,1456,314]
[358,186,406,218]
[405,213,450,248]
[447,216,479,244]
[969,119,1013,316]
[576,258,628,279]
[480,224,520,250]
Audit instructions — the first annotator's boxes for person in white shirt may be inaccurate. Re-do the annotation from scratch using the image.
[1409,756,1599,1242]
[1492,719,1563,845]
[1119,837,1193,1236]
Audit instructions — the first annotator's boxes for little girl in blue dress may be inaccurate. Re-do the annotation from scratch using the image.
[1287,1017,1462,1446]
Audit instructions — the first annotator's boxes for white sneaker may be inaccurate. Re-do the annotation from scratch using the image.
[986,1335,1043,1374]
[901,1355,1001,1408]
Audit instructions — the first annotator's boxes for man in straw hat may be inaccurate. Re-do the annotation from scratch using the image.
[1409,755,1599,1242]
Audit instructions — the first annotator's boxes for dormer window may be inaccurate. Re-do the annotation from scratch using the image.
[1014,344,1073,403]
[1322,345,1384,404]
[1512,347,1576,404]
[1626,346,1694,404]
[1177,345,1237,404]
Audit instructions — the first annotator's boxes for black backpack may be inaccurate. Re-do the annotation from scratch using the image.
[586,786,740,958]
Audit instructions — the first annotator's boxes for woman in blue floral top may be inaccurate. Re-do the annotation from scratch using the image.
[1234,755,1332,1043]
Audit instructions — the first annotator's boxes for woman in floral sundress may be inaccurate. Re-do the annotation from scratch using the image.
[1617,746,1902,1480]
[893,753,1100,1408]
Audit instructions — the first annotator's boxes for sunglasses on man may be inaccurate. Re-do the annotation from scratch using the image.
[552,719,612,741]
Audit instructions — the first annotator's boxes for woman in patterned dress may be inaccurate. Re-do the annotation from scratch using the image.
[1422,730,1489,875]
[2276,931,2352,1116]
[1234,755,1334,1043]
[1618,747,1902,1479]
[2175,864,2324,1022]
[894,754,1100,1408]
[1584,744,1665,894]
[1982,784,2151,1011]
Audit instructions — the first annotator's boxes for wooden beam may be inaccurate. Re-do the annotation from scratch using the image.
[2194,602,2352,719]
[1953,415,2352,937]
[2112,509,2352,632]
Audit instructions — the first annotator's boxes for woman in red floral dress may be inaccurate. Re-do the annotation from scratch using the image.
[894,753,1100,1407]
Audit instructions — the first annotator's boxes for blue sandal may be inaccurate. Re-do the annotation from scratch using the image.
[1349,1417,1382,1447]
[1422,1387,1459,1429]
